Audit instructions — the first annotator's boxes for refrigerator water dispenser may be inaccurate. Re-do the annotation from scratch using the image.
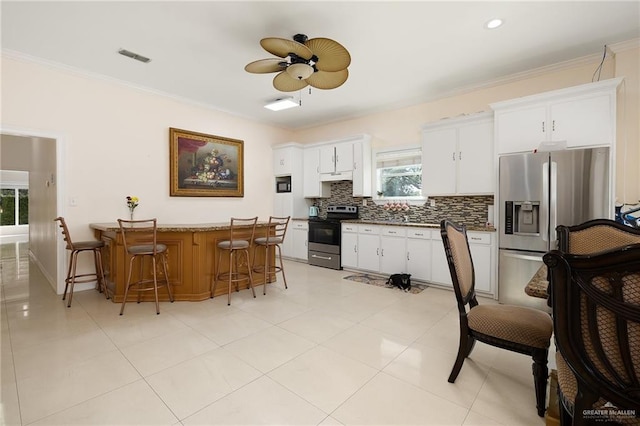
[504,201,540,235]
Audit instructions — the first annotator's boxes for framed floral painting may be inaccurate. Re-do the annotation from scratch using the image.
[169,128,244,197]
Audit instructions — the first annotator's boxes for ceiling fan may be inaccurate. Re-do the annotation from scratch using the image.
[245,34,350,92]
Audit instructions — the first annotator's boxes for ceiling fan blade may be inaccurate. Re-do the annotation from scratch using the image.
[244,58,285,74]
[307,69,349,90]
[261,37,313,60]
[273,71,309,92]
[305,38,351,72]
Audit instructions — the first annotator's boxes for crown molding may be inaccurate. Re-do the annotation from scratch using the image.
[608,38,640,53]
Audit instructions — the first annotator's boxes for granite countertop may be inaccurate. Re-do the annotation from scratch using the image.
[343,219,496,232]
[90,221,270,233]
[525,265,549,299]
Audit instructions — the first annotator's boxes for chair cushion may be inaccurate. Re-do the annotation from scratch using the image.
[128,244,167,255]
[254,236,283,246]
[218,240,250,250]
[73,240,105,250]
[467,304,552,348]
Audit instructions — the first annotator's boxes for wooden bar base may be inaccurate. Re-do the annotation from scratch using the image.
[90,222,273,302]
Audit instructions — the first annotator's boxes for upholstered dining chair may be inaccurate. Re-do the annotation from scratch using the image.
[440,219,553,417]
[118,218,174,315]
[211,217,258,306]
[55,217,108,307]
[544,244,640,425]
[253,216,290,295]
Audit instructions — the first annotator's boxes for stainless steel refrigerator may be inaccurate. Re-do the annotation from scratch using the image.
[498,147,611,308]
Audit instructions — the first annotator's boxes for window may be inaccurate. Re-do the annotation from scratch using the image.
[375,147,422,198]
[0,188,29,226]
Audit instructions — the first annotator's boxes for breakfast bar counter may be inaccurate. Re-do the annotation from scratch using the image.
[90,222,273,302]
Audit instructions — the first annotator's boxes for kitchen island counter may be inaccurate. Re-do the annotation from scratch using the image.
[90,222,273,302]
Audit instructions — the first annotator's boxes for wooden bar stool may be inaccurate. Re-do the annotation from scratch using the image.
[253,216,290,295]
[211,217,258,306]
[54,217,108,307]
[118,218,174,315]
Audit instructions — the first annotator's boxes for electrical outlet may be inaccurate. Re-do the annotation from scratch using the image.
[362,199,367,207]
[430,199,436,207]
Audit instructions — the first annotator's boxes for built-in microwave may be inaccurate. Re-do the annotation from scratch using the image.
[275,176,291,193]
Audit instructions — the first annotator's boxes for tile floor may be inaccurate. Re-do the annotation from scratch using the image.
[1,240,553,425]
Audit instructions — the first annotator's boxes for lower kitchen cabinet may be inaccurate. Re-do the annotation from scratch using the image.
[379,227,407,274]
[467,232,492,293]
[430,231,453,287]
[341,223,495,296]
[288,220,308,261]
[357,225,381,272]
[406,229,431,281]
[341,224,358,269]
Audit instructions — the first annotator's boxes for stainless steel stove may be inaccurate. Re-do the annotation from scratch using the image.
[308,205,359,270]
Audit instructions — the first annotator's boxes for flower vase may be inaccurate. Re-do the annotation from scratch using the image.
[130,211,134,221]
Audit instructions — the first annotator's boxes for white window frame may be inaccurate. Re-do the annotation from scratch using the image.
[373,146,425,205]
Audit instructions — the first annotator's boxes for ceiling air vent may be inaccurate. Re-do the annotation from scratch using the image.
[118,48,151,63]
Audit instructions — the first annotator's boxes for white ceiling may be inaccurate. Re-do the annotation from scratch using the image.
[2,1,639,130]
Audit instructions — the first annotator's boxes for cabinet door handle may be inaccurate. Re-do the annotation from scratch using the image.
[459,152,462,160]
[381,248,384,257]
[552,120,555,131]
[542,121,545,133]
[407,252,410,261]
[376,248,379,256]
[354,245,357,253]
[452,152,455,161]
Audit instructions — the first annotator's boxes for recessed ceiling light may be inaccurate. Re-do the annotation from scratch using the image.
[264,97,299,111]
[485,18,504,29]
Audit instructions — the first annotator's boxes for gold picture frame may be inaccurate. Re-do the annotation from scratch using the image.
[169,128,244,197]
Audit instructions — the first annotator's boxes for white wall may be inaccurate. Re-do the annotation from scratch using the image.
[1,55,294,291]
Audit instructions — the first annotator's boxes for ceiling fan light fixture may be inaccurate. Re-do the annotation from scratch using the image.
[286,63,314,80]
[264,97,299,111]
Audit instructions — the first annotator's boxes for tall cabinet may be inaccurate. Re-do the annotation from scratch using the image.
[272,143,309,259]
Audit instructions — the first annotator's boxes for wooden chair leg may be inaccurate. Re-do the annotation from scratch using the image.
[532,348,549,417]
[244,248,256,298]
[448,332,469,383]
[161,253,173,303]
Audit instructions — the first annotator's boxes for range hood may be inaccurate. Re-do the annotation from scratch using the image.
[320,171,353,182]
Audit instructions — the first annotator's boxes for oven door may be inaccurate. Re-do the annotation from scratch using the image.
[308,220,341,248]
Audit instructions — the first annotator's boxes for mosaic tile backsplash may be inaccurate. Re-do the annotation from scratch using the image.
[311,181,494,228]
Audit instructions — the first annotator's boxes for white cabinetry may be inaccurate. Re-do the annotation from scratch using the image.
[320,143,354,173]
[272,144,309,218]
[341,224,358,269]
[430,230,453,287]
[357,225,381,272]
[491,78,622,154]
[422,112,494,196]
[304,134,372,197]
[379,227,407,275]
[406,228,431,281]
[467,232,493,293]
[273,146,294,176]
[287,220,308,261]
[303,147,330,198]
[340,223,495,296]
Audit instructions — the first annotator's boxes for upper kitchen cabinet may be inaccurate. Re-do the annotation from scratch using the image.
[304,134,372,197]
[491,78,622,155]
[303,147,330,198]
[320,142,354,174]
[422,112,494,196]
[273,145,296,176]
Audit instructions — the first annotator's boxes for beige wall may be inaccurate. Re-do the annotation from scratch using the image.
[1,56,293,291]
[293,42,640,205]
